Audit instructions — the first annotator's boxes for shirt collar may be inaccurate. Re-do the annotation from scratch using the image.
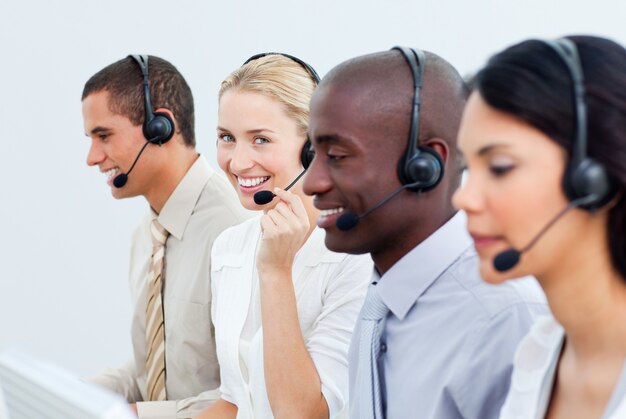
[156,155,213,241]
[377,211,473,320]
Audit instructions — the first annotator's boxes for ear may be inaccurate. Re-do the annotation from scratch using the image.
[154,107,181,143]
[154,108,178,125]
[424,137,449,166]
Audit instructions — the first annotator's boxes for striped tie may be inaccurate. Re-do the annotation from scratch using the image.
[145,218,170,401]
[355,282,389,419]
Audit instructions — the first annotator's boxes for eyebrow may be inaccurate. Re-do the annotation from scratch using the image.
[313,134,347,145]
[216,126,276,135]
[86,126,110,137]
[477,142,512,156]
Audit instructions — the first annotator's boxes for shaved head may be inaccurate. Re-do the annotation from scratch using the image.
[304,47,468,270]
[318,49,467,188]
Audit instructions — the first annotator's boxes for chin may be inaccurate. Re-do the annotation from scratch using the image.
[478,258,512,285]
[324,232,370,255]
[111,188,132,200]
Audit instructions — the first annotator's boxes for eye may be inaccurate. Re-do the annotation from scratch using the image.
[98,133,109,142]
[489,164,515,177]
[327,152,346,161]
[218,133,235,143]
[253,136,270,144]
[488,155,515,177]
[326,145,348,161]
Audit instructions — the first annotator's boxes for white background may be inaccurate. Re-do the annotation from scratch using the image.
[1,0,625,376]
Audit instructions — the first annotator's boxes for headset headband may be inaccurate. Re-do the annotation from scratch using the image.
[243,52,321,85]
[542,39,587,167]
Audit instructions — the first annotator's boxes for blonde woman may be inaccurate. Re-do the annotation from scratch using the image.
[196,54,371,419]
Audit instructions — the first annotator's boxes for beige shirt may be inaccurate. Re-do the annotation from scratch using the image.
[90,155,252,419]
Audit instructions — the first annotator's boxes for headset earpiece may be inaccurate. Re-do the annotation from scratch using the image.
[400,147,444,192]
[564,158,615,209]
[145,112,174,145]
[392,46,444,193]
[543,39,615,210]
[300,140,314,169]
[129,54,175,146]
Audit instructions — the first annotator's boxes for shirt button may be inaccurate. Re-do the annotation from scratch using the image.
[380,342,387,353]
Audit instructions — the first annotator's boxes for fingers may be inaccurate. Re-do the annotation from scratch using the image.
[273,188,308,221]
[260,191,309,239]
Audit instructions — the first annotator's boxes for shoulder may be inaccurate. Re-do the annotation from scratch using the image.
[212,217,261,258]
[195,172,254,224]
[446,248,547,321]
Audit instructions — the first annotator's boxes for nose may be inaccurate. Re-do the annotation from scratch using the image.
[303,152,333,197]
[228,142,255,173]
[86,139,106,167]
[452,171,484,213]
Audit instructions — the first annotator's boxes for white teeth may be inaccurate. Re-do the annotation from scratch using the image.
[105,168,119,179]
[237,176,269,187]
[320,207,345,217]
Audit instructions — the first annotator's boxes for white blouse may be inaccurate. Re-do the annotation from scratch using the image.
[211,217,372,418]
[500,315,626,419]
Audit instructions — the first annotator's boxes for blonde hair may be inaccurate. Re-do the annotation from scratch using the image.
[219,54,317,136]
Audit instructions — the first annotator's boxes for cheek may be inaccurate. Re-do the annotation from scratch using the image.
[489,171,567,245]
[216,146,231,174]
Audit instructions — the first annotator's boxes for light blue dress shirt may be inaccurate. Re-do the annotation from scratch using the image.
[349,211,548,419]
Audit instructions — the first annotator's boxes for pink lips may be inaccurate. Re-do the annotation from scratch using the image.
[317,212,339,229]
[470,233,504,251]
[235,177,270,195]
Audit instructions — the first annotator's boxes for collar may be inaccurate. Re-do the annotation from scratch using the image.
[155,155,213,241]
[377,211,473,320]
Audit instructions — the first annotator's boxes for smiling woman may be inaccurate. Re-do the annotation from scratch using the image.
[196,54,372,419]
[216,89,306,210]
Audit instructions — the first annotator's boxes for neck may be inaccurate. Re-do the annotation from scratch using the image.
[372,206,456,275]
[146,145,198,214]
[540,225,626,359]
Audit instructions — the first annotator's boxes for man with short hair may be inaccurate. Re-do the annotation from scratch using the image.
[303,48,547,418]
[82,55,250,419]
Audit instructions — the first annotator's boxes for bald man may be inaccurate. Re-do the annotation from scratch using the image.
[303,48,547,418]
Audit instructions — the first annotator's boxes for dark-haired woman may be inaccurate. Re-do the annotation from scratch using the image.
[453,36,626,419]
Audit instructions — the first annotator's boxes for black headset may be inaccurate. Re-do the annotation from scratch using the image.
[542,39,615,210]
[242,52,319,170]
[129,55,175,145]
[391,47,444,193]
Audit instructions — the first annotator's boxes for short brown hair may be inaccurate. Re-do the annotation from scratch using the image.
[82,55,195,147]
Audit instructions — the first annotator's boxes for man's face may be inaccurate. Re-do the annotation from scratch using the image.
[303,83,408,256]
[82,91,152,199]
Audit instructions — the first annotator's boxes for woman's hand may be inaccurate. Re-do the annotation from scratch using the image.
[257,188,310,278]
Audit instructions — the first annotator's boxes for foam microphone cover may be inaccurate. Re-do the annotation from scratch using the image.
[336,213,360,231]
[113,173,128,188]
[254,190,275,205]
[493,248,521,272]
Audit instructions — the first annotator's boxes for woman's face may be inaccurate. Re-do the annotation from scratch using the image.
[452,91,588,284]
[217,90,306,211]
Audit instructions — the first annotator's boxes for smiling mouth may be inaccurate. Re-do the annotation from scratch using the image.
[104,167,120,184]
[236,176,269,188]
[319,207,345,217]
[317,206,346,228]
